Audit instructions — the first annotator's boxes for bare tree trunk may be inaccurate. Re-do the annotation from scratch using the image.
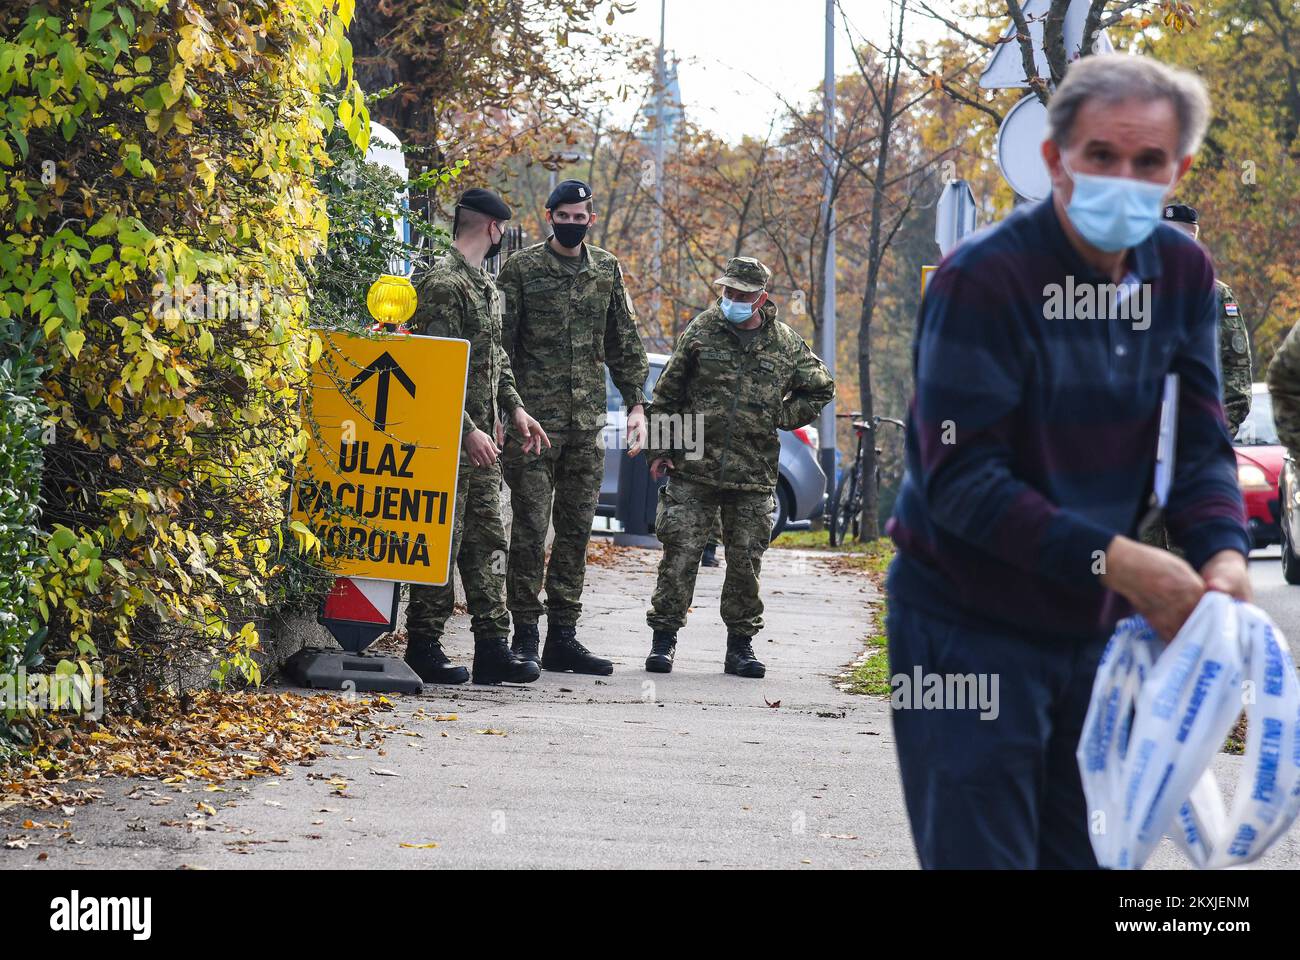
[856,0,909,541]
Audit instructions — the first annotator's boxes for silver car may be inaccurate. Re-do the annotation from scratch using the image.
[597,352,827,539]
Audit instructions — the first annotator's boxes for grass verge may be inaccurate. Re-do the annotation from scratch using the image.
[773,528,894,579]
[842,599,891,697]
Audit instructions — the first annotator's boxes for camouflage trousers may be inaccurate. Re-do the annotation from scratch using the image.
[646,475,774,637]
[406,461,511,641]
[501,427,604,627]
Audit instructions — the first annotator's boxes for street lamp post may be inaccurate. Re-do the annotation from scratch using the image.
[818,0,838,497]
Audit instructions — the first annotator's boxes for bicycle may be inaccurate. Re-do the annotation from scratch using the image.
[827,413,905,547]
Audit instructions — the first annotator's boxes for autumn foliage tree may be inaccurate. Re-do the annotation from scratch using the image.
[1141,0,1300,364]
[349,0,640,204]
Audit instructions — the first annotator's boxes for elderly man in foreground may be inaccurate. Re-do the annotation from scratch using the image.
[885,54,1250,869]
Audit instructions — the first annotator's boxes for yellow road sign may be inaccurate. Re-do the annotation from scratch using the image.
[291,331,469,585]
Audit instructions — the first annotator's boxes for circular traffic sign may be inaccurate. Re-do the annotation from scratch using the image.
[996,94,1052,201]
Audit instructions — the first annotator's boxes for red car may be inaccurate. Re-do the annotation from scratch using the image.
[1236,384,1283,549]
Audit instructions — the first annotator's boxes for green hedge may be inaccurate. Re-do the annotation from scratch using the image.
[0,319,46,677]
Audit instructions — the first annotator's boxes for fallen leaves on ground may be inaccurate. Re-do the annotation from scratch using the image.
[1,690,396,812]
[586,538,633,568]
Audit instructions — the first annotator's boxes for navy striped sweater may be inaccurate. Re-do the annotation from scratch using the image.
[886,197,1249,639]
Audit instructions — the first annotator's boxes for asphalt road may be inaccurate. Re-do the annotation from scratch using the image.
[1247,545,1298,635]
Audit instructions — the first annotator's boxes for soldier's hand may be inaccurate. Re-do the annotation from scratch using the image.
[1100,535,1206,643]
[465,428,500,467]
[649,456,673,481]
[511,407,551,455]
[626,404,648,458]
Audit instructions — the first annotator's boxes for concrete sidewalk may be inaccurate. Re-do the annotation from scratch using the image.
[0,543,918,869]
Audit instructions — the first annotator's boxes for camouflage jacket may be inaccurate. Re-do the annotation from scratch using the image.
[646,300,835,493]
[1267,315,1300,456]
[497,241,649,431]
[1216,280,1251,435]
[409,247,522,449]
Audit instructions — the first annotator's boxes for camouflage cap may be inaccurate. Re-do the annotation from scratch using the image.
[713,256,771,293]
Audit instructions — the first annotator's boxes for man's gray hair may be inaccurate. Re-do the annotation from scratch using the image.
[1047,54,1211,158]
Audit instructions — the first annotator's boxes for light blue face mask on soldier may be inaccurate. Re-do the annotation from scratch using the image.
[720,296,756,324]
[1062,158,1176,253]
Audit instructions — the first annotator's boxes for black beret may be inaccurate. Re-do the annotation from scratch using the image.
[1162,203,1198,225]
[457,187,512,220]
[546,179,594,210]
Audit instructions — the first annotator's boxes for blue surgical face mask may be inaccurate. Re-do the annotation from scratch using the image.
[720,295,756,324]
[1061,157,1175,253]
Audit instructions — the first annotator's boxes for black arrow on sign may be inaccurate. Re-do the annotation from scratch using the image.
[350,351,416,431]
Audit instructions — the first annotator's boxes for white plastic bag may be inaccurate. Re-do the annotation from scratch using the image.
[1077,592,1300,869]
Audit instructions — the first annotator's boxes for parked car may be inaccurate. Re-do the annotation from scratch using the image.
[597,353,827,539]
[1264,388,1300,582]
[1235,383,1283,550]
[1281,457,1300,582]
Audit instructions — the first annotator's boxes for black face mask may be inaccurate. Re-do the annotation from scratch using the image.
[551,221,588,249]
[486,224,503,260]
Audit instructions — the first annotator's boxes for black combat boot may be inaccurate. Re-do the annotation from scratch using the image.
[542,624,614,676]
[645,630,677,673]
[700,543,720,567]
[511,622,541,665]
[472,637,541,685]
[404,635,469,685]
[724,634,766,679]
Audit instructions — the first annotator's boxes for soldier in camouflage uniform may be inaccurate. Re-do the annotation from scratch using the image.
[1162,205,1251,432]
[404,188,550,686]
[1269,324,1300,453]
[497,179,650,675]
[1216,279,1253,432]
[1143,205,1252,550]
[644,257,834,678]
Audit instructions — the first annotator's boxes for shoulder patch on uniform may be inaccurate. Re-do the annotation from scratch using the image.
[1225,301,1239,316]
